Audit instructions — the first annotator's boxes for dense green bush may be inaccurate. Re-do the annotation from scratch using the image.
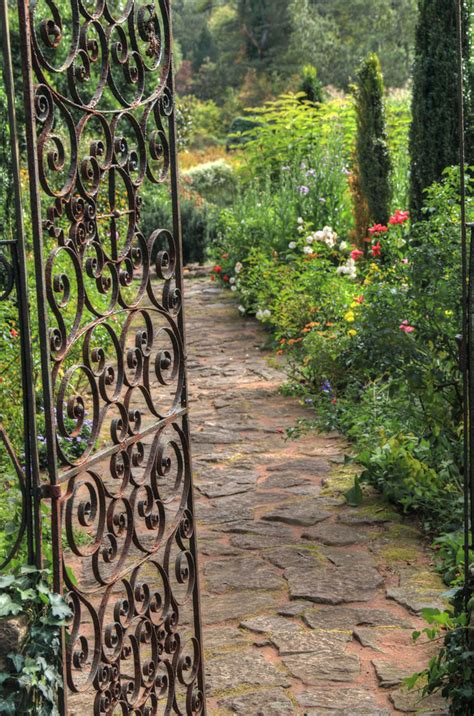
[140,185,215,265]
[182,159,237,205]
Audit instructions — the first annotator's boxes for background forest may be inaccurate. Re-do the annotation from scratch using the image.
[173,0,418,101]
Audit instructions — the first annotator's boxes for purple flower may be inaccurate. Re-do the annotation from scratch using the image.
[306,169,316,177]
[298,185,310,196]
[304,397,314,405]
[319,197,326,203]
[321,380,332,394]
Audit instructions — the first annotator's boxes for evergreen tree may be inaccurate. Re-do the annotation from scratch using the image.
[353,53,392,230]
[409,0,471,217]
[298,65,324,104]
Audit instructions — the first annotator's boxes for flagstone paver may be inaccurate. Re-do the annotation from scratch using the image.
[184,272,448,715]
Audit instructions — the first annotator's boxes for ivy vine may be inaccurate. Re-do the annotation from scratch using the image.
[0,566,71,715]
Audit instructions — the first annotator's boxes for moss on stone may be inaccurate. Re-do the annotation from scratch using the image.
[379,545,421,564]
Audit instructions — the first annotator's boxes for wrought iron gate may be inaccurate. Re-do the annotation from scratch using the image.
[0,0,206,711]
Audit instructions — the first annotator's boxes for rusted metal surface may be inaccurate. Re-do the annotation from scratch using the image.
[9,0,206,710]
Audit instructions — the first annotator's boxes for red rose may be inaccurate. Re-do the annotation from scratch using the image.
[223,275,230,282]
[351,249,364,261]
[371,241,382,258]
[368,224,388,235]
[389,210,409,225]
[9,328,18,338]
[213,265,222,273]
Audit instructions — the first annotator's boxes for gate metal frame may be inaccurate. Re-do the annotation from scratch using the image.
[0,0,206,711]
[457,0,474,603]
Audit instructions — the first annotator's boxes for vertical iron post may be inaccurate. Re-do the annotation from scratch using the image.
[0,0,42,568]
[456,0,474,602]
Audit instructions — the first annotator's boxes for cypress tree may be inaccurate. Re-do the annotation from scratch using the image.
[298,65,324,104]
[409,0,471,218]
[353,53,392,230]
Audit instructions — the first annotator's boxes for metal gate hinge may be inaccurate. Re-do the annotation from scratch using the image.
[36,484,62,500]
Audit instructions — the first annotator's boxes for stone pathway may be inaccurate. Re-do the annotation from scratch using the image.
[185,273,448,716]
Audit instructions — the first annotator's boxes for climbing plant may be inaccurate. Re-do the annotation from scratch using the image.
[0,567,70,715]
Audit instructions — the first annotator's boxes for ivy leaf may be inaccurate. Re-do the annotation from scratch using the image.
[345,476,363,507]
[0,593,22,616]
[0,575,16,589]
[8,653,24,672]
[48,593,71,621]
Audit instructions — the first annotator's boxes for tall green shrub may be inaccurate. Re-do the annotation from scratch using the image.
[353,53,392,231]
[409,0,471,218]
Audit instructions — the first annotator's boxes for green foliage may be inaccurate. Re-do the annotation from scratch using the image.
[298,65,324,104]
[226,116,262,150]
[409,607,474,715]
[409,0,471,217]
[0,567,70,715]
[353,53,392,226]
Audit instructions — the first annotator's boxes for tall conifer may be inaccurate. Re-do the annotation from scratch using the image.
[409,0,471,217]
[353,53,392,229]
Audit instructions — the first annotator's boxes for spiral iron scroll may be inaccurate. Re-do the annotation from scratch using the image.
[18,0,205,712]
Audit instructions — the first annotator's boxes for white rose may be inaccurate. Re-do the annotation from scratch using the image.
[314,231,325,241]
[297,225,304,233]
[297,217,304,225]
[339,241,348,251]
[306,235,314,244]
[336,265,349,275]
[230,277,236,284]
[263,309,271,318]
[303,246,313,254]
[288,241,297,249]
[231,285,237,292]
[234,262,243,274]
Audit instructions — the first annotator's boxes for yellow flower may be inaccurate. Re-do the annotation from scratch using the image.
[344,310,355,323]
[348,329,357,337]
[444,310,453,317]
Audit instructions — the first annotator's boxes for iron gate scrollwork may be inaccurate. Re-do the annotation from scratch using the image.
[8,0,206,710]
